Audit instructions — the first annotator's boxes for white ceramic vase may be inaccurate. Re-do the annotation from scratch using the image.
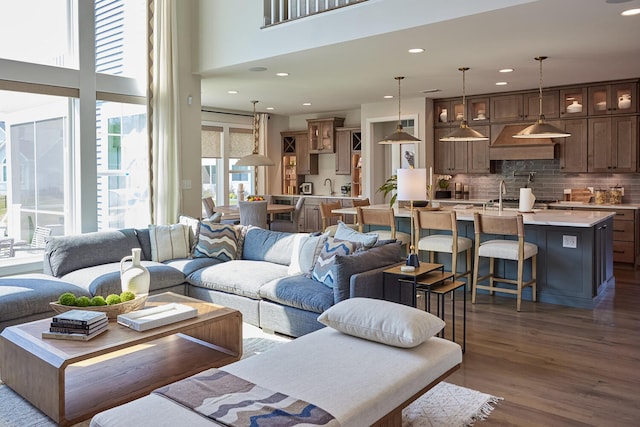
[439,109,447,123]
[120,248,150,296]
[618,94,631,109]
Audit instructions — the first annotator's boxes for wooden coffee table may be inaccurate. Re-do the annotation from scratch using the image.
[0,292,242,426]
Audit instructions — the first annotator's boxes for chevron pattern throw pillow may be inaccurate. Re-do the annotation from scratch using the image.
[193,221,240,261]
[312,238,359,288]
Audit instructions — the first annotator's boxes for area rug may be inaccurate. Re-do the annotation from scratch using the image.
[0,325,501,427]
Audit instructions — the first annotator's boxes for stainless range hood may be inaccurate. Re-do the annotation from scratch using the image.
[489,124,557,160]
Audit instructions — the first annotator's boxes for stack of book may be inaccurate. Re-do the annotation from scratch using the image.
[42,309,108,341]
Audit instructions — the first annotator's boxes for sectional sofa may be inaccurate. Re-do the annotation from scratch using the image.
[0,219,402,337]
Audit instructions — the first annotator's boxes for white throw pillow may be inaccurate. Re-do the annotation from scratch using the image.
[287,232,328,277]
[149,223,191,262]
[287,233,308,275]
[317,297,445,348]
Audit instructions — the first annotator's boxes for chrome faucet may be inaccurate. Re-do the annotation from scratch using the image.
[498,180,507,212]
[324,178,335,196]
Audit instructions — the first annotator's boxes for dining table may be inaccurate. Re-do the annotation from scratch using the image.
[214,203,295,224]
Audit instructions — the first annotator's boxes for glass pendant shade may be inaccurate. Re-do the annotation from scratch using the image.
[514,57,570,139]
[379,77,421,144]
[441,67,489,142]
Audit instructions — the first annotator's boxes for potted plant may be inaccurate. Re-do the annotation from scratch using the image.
[435,175,452,199]
[377,174,398,207]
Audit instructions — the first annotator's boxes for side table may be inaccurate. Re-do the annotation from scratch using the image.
[422,280,466,352]
[382,263,452,307]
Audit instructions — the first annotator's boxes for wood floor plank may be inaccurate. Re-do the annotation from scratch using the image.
[443,266,640,426]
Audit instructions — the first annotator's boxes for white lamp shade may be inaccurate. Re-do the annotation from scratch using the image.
[396,168,427,201]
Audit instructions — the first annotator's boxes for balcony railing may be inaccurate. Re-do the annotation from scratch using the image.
[263,0,367,27]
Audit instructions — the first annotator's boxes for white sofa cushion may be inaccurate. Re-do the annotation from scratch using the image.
[317,297,445,348]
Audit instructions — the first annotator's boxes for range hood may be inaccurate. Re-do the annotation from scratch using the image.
[489,124,557,160]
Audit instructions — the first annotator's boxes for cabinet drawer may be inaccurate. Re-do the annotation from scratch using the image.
[613,219,634,241]
[612,209,635,221]
[613,241,634,263]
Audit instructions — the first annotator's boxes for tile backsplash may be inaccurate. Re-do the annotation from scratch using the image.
[450,159,640,203]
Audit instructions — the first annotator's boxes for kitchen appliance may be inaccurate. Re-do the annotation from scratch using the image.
[300,182,313,195]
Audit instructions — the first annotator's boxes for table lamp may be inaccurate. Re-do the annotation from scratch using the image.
[396,168,427,267]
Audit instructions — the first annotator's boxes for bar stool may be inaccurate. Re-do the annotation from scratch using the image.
[356,207,411,252]
[472,212,538,311]
[350,198,370,225]
[414,209,472,285]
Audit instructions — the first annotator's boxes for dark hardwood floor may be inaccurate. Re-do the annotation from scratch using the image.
[440,266,640,426]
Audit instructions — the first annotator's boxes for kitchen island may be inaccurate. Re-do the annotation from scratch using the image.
[333,205,615,309]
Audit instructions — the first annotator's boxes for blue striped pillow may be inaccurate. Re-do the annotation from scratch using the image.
[312,238,359,288]
[193,221,240,261]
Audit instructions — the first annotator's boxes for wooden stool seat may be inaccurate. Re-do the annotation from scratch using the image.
[472,212,538,311]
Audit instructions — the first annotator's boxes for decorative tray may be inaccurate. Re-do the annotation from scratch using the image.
[117,303,198,331]
[50,295,148,320]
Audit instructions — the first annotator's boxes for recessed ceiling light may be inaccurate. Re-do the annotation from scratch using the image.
[266,107,275,110]
[383,95,394,99]
[495,81,508,86]
[622,8,640,15]
[499,68,514,73]
[303,102,311,106]
[276,72,289,77]
[249,66,267,72]
[227,90,238,94]
[408,48,424,54]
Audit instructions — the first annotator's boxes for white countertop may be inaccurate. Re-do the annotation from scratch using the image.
[549,201,640,210]
[333,204,616,228]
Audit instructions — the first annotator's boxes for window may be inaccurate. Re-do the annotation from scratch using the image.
[0,0,149,266]
[0,0,78,68]
[97,101,149,230]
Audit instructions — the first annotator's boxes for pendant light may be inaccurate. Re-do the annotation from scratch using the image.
[235,100,275,167]
[514,56,570,139]
[440,67,489,141]
[379,76,421,144]
[235,100,275,194]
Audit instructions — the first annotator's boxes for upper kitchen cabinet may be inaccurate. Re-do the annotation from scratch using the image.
[588,82,637,116]
[466,97,490,123]
[434,128,468,174]
[491,91,559,123]
[524,90,559,120]
[490,94,524,122]
[587,116,637,173]
[434,99,464,126]
[307,117,345,153]
[560,87,588,118]
[335,127,359,175]
[281,130,317,177]
[466,125,491,173]
[552,119,588,173]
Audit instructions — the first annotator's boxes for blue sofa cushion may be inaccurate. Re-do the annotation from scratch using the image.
[332,242,402,303]
[259,275,334,314]
[164,257,223,277]
[0,274,91,322]
[242,227,299,266]
[187,260,289,300]
[45,229,143,277]
[60,261,186,297]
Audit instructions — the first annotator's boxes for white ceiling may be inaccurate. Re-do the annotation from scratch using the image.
[200,0,640,116]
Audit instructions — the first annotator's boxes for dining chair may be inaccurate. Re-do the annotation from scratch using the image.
[238,200,268,229]
[472,212,538,311]
[356,206,410,252]
[202,197,216,218]
[349,198,370,225]
[270,197,306,233]
[320,201,357,236]
[0,237,15,258]
[414,209,472,285]
[13,226,52,253]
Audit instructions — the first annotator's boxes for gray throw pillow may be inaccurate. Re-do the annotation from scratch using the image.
[334,221,378,249]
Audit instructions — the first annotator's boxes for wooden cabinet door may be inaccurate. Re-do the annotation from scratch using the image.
[588,116,637,173]
[435,99,464,126]
[559,87,588,118]
[303,201,322,232]
[491,94,523,122]
[556,119,588,173]
[296,132,318,175]
[611,115,637,172]
[335,129,352,175]
[524,90,559,120]
[588,117,612,172]
[435,128,467,174]
[467,126,490,173]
